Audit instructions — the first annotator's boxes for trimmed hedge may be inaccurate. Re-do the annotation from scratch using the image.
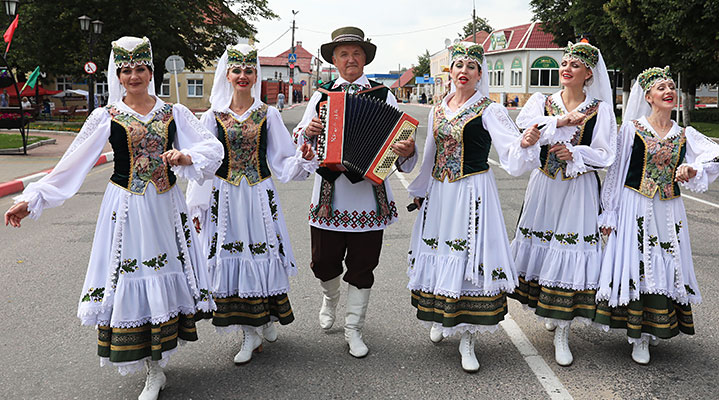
[690,108,719,123]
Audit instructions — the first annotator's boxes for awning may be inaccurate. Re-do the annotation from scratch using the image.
[5,83,62,97]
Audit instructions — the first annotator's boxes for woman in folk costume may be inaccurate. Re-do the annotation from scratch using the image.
[185,44,316,365]
[509,41,617,366]
[595,67,719,364]
[4,36,222,400]
[406,42,540,372]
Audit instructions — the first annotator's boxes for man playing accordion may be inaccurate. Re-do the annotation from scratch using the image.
[293,26,417,358]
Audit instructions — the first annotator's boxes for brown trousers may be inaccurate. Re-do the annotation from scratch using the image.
[310,226,384,289]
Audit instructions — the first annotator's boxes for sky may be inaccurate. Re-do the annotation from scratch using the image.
[245,0,535,74]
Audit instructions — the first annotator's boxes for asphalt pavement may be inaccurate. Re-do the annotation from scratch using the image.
[1,103,718,399]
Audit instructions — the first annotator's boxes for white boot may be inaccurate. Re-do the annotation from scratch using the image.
[631,338,651,365]
[263,322,278,343]
[344,284,371,358]
[553,324,573,366]
[138,360,166,400]
[319,276,342,330]
[458,331,479,372]
[430,325,444,343]
[544,320,556,331]
[234,327,263,364]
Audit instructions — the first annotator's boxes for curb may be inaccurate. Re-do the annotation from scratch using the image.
[0,151,114,199]
[0,138,57,155]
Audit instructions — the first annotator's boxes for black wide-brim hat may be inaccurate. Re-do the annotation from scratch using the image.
[320,26,376,65]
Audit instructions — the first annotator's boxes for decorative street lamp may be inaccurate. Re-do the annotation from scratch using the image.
[1,0,27,153]
[79,15,102,113]
[3,0,17,17]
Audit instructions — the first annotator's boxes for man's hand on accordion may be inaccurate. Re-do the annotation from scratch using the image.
[391,138,416,158]
[300,143,315,160]
[305,117,324,137]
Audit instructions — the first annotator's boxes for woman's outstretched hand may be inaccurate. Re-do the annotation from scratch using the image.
[5,201,30,228]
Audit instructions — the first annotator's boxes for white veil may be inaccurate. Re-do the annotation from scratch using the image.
[624,79,652,123]
[107,36,156,105]
[583,49,613,105]
[209,44,262,113]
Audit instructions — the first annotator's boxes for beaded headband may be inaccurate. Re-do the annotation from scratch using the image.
[227,46,258,70]
[638,66,673,92]
[563,41,599,69]
[112,37,152,69]
[450,43,484,66]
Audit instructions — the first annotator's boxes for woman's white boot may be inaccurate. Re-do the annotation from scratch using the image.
[553,324,573,366]
[138,360,166,400]
[458,331,479,372]
[234,327,263,364]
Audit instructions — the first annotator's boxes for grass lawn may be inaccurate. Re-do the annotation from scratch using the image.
[29,121,83,133]
[688,122,719,138]
[0,133,50,149]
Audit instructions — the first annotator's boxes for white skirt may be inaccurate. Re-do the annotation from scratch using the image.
[76,183,214,329]
[407,170,518,298]
[597,188,701,307]
[199,177,297,299]
[511,169,602,290]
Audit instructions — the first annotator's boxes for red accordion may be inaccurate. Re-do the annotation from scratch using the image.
[317,90,419,185]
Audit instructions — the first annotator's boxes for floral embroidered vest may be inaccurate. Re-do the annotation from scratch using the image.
[431,97,493,182]
[539,96,600,179]
[624,120,686,200]
[107,103,177,194]
[214,104,271,186]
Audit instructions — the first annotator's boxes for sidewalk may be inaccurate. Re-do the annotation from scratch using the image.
[0,130,113,198]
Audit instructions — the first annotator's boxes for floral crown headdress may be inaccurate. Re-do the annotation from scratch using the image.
[227,45,258,70]
[112,37,152,69]
[450,43,484,66]
[638,66,673,92]
[563,41,599,69]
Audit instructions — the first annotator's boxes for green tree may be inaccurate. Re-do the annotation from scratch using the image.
[413,50,430,77]
[7,0,276,92]
[530,0,644,113]
[458,17,493,40]
[604,0,719,124]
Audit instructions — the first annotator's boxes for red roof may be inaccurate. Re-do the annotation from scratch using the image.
[482,22,561,54]
[390,68,415,89]
[260,43,314,73]
[462,31,490,44]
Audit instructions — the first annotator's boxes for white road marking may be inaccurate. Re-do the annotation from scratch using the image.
[488,157,719,209]
[500,316,574,400]
[393,171,573,400]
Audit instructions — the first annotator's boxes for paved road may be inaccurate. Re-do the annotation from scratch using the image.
[1,103,718,399]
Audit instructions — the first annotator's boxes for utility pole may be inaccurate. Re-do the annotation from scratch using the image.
[472,0,476,43]
[288,10,298,106]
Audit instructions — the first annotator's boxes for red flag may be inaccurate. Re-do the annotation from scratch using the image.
[4,14,19,54]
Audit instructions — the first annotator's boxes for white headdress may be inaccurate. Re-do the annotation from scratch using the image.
[624,66,674,122]
[107,36,156,104]
[448,41,489,97]
[563,41,613,105]
[209,43,262,112]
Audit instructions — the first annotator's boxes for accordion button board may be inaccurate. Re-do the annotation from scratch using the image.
[318,90,419,185]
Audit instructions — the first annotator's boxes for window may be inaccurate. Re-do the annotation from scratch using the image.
[493,60,504,87]
[57,76,72,91]
[187,79,203,97]
[274,71,278,79]
[159,78,170,97]
[510,58,522,87]
[530,57,559,87]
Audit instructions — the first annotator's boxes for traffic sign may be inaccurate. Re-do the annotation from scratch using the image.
[289,77,294,85]
[164,55,185,74]
[301,80,306,86]
[84,61,97,75]
[288,53,297,63]
[289,63,295,69]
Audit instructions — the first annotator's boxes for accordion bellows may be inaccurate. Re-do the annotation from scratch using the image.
[318,90,419,185]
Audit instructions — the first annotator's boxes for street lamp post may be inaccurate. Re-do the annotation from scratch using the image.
[79,15,102,114]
